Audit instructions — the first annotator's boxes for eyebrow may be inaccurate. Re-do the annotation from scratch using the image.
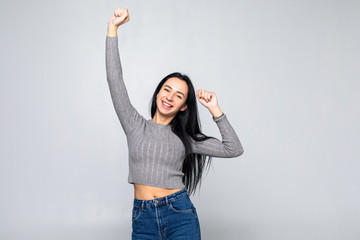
[164,85,185,97]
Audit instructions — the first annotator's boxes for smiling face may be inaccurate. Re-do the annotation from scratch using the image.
[156,77,188,118]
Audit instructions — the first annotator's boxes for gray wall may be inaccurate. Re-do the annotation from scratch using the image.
[1,0,359,239]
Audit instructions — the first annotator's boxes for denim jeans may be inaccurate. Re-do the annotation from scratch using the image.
[131,188,201,239]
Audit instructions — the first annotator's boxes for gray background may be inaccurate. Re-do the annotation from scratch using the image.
[1,0,359,239]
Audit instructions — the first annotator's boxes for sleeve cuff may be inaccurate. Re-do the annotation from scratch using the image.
[212,112,226,122]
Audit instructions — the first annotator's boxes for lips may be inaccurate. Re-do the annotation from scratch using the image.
[162,101,173,108]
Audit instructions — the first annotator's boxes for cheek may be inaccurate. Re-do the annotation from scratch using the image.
[176,99,185,107]
[157,93,162,99]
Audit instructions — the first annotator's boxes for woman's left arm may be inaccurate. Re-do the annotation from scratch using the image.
[190,89,244,158]
[190,113,244,157]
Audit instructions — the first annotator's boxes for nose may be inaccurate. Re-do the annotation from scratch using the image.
[166,92,175,101]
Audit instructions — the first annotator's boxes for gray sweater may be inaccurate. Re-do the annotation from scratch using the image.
[105,36,244,189]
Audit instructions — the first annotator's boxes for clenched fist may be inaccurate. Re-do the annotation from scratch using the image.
[108,8,130,28]
[196,89,219,109]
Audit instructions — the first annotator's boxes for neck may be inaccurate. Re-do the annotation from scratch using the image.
[152,111,174,126]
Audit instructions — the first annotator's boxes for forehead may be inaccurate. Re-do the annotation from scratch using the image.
[163,77,188,94]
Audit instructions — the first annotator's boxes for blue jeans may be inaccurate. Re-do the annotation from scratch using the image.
[131,188,201,239]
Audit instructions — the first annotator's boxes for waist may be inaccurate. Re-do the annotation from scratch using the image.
[133,187,188,207]
[133,183,184,200]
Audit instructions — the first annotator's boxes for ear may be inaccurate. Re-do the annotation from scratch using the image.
[180,104,187,112]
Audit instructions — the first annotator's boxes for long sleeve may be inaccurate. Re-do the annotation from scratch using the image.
[105,36,145,135]
[189,113,244,158]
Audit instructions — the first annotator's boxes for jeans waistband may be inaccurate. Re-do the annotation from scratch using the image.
[133,188,188,208]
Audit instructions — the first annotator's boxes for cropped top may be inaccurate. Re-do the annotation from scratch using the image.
[105,36,244,189]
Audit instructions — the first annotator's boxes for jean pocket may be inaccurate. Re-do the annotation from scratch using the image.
[132,205,143,222]
[168,196,194,213]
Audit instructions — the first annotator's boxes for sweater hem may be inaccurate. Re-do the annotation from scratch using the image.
[128,181,185,190]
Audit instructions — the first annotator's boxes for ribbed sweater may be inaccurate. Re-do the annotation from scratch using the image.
[105,36,244,189]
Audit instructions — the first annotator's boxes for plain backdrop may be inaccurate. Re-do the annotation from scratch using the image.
[1,0,359,239]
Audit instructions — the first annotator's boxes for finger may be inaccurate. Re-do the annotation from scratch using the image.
[208,92,212,102]
[203,93,207,102]
[121,9,128,20]
[208,93,213,102]
[116,8,123,17]
[117,9,123,17]
[118,13,126,21]
[124,13,130,22]
[114,8,120,17]
[124,9,129,20]
[120,15,127,22]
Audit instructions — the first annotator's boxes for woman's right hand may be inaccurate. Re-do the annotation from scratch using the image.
[108,8,130,28]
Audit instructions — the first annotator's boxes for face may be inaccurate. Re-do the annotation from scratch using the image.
[156,77,188,117]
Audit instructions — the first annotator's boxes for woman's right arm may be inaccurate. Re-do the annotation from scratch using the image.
[106,9,145,135]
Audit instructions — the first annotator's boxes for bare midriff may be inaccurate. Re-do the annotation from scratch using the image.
[133,183,184,200]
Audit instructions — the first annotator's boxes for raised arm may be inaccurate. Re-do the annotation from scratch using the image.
[106,8,145,135]
[190,113,244,158]
[190,89,244,158]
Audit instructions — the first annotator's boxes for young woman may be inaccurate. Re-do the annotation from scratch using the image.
[106,8,244,240]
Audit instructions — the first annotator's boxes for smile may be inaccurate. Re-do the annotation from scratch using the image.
[162,101,173,108]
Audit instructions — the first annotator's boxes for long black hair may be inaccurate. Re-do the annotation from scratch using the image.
[149,72,217,196]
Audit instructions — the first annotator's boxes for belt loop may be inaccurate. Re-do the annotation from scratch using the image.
[141,200,144,210]
[165,196,169,206]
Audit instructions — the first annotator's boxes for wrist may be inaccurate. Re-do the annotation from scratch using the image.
[209,107,223,118]
[212,112,225,121]
[107,25,118,37]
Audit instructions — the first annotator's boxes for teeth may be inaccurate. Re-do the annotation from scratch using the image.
[163,101,172,107]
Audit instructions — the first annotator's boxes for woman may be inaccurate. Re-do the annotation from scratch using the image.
[106,8,244,240]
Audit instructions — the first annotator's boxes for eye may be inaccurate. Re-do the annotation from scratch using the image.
[177,95,182,99]
[164,88,169,92]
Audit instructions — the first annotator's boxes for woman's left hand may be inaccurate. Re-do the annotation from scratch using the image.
[196,89,219,110]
